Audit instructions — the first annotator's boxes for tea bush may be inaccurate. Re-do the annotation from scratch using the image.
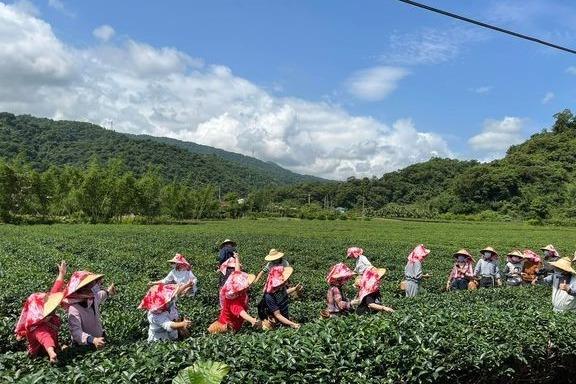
[1,219,575,383]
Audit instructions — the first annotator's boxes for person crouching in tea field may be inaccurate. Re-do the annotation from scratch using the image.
[538,244,561,284]
[254,249,291,285]
[218,239,236,266]
[346,247,373,275]
[404,244,431,297]
[139,282,193,342]
[355,267,394,315]
[63,270,116,349]
[503,250,525,287]
[548,255,576,312]
[446,250,474,291]
[15,261,67,363]
[218,239,237,267]
[474,247,501,288]
[257,266,301,330]
[148,253,197,297]
[208,254,262,333]
[323,263,356,317]
[217,239,239,301]
[521,250,542,285]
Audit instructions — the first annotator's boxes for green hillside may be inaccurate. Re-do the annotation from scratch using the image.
[0,113,322,194]
[128,134,322,184]
[269,110,576,222]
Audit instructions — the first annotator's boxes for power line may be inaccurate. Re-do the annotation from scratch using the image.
[396,0,576,55]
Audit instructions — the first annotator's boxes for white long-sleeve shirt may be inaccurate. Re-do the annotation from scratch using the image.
[547,272,576,312]
[162,269,198,296]
[354,255,373,275]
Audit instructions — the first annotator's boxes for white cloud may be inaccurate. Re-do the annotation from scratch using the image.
[567,66,576,75]
[470,86,493,94]
[468,117,525,153]
[346,66,408,101]
[541,91,554,104]
[47,0,74,17]
[11,0,39,16]
[381,27,486,65]
[93,25,115,42]
[47,0,62,10]
[0,2,75,88]
[0,2,452,179]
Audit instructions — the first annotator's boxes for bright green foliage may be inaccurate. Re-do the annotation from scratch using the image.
[0,158,222,223]
[0,113,323,197]
[267,110,576,222]
[1,219,576,383]
[173,361,229,384]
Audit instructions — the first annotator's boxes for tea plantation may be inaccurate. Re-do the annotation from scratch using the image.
[1,219,575,383]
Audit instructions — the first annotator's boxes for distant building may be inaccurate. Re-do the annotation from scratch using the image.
[335,207,347,213]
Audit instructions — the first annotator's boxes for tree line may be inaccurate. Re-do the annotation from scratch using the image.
[0,157,255,223]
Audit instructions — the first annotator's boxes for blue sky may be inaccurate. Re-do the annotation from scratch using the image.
[1,0,576,178]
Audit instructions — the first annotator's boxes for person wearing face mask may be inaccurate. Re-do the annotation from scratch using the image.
[403,244,431,298]
[446,250,475,291]
[148,253,198,297]
[548,254,576,312]
[474,247,502,288]
[503,250,526,286]
[538,245,561,284]
[208,253,262,333]
[139,282,194,342]
[63,271,116,349]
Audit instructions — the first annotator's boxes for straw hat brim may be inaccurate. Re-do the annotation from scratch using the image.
[331,272,356,281]
[43,292,64,317]
[480,247,498,255]
[453,250,472,258]
[549,258,576,275]
[282,267,294,281]
[506,251,525,258]
[265,252,285,261]
[376,268,387,278]
[247,274,256,285]
[167,258,188,265]
[219,239,237,249]
[70,273,104,296]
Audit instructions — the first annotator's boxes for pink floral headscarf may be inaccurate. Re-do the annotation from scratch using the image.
[14,293,50,337]
[222,271,252,299]
[264,266,286,293]
[64,271,101,299]
[219,257,238,275]
[523,249,541,263]
[326,263,355,285]
[171,253,191,271]
[407,244,430,263]
[347,247,364,259]
[138,283,177,312]
[358,267,381,301]
[542,245,559,258]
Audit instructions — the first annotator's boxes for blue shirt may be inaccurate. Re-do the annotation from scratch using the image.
[474,259,500,278]
[264,288,289,318]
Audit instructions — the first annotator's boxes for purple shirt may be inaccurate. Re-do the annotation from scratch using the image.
[67,289,108,345]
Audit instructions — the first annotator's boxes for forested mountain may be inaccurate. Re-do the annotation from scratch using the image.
[268,110,576,221]
[2,110,576,223]
[129,134,322,185]
[0,113,322,194]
